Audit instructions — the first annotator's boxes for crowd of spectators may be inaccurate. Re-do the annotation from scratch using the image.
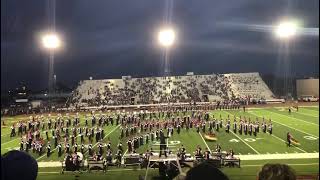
[70,73,274,107]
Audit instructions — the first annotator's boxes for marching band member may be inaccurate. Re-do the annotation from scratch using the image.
[287,132,292,147]
[268,121,273,135]
[233,119,237,133]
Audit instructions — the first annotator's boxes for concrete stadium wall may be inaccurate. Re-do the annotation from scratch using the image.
[296,79,319,97]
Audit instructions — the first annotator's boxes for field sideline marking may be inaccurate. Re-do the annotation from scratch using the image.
[38,168,150,174]
[36,153,319,167]
[246,106,319,110]
[271,134,307,153]
[241,163,319,167]
[84,125,120,155]
[236,152,318,160]
[274,107,319,117]
[37,163,319,173]
[295,112,318,118]
[265,109,318,126]
[249,112,319,138]
[300,108,319,113]
[198,132,212,153]
[223,112,260,154]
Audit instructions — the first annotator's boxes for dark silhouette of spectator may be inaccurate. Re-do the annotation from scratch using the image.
[1,150,38,180]
[185,162,229,180]
[258,164,296,180]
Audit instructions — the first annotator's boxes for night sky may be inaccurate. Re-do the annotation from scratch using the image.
[1,0,319,91]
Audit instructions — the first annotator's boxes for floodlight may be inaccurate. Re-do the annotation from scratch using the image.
[275,21,298,39]
[158,28,176,47]
[41,33,61,49]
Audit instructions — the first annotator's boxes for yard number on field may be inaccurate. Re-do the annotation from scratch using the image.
[303,136,318,140]
[229,138,257,142]
[244,138,256,142]
[229,139,240,143]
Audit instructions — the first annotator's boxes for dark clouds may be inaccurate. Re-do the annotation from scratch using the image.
[1,0,319,90]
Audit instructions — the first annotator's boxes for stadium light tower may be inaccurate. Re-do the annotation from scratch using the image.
[41,32,61,97]
[274,19,298,100]
[157,27,176,77]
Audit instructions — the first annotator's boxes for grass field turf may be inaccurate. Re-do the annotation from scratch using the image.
[1,106,319,180]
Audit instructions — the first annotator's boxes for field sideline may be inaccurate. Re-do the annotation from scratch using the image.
[1,105,319,180]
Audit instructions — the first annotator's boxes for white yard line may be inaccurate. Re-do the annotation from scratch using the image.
[122,149,128,157]
[226,111,313,155]
[198,132,212,153]
[222,111,311,154]
[1,133,11,137]
[84,125,120,154]
[121,149,129,164]
[1,138,19,145]
[249,112,319,138]
[265,110,318,126]
[2,131,47,146]
[37,147,59,161]
[271,134,307,153]
[2,131,47,147]
[229,129,260,154]
[93,125,120,148]
[224,112,260,154]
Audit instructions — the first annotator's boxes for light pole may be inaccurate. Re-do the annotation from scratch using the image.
[41,32,61,106]
[274,20,298,100]
[157,27,176,76]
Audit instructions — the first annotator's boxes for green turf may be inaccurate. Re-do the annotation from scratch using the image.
[1,106,319,180]
[35,158,319,180]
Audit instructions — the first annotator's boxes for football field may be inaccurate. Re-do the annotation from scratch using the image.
[1,105,319,180]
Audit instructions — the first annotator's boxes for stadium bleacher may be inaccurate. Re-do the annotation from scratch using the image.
[70,72,275,107]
